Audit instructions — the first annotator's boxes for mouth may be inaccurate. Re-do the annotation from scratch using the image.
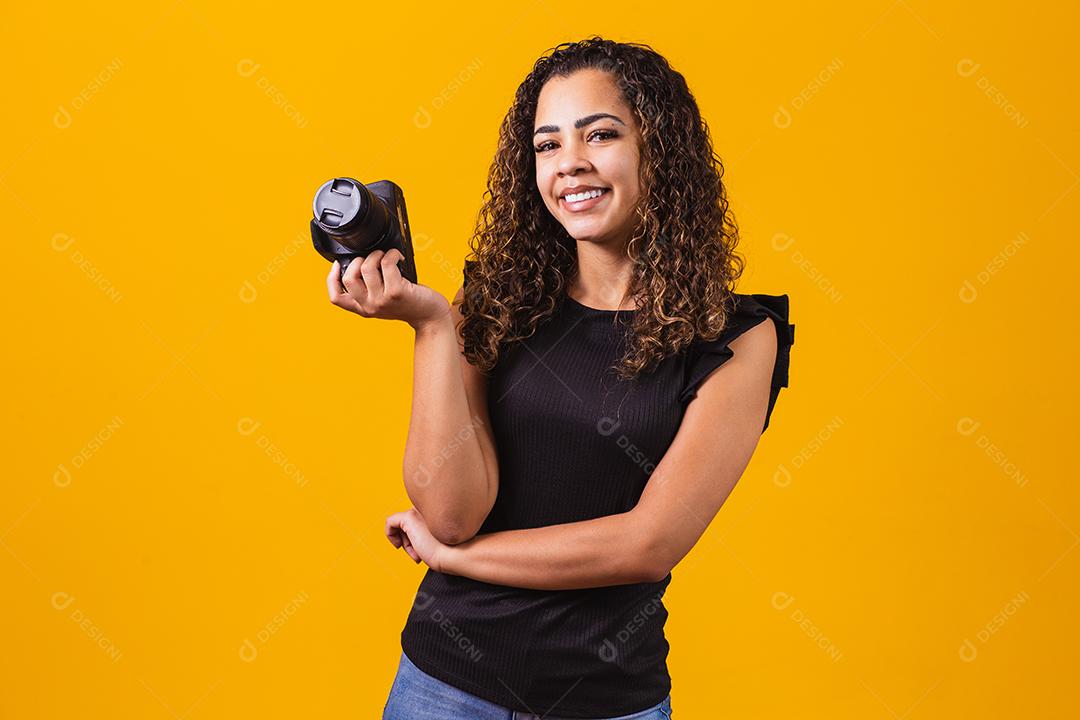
[560,187,611,212]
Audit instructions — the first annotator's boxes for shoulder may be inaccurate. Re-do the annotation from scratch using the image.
[679,292,796,431]
[726,293,793,341]
[727,309,777,359]
[687,293,794,360]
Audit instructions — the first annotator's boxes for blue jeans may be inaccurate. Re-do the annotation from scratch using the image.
[382,651,673,720]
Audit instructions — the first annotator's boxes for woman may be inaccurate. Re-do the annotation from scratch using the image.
[327,36,795,720]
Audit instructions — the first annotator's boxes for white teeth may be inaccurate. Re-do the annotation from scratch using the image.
[564,188,607,203]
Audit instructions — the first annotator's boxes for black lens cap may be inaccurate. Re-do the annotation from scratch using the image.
[313,178,364,232]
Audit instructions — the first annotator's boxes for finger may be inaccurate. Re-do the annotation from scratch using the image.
[341,256,370,304]
[360,250,386,300]
[327,261,365,313]
[326,260,341,293]
[386,529,402,549]
[401,537,420,563]
[380,249,405,297]
[327,260,346,300]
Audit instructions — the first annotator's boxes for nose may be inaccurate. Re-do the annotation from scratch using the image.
[557,137,592,176]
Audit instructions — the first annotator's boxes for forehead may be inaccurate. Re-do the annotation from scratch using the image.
[534,68,632,124]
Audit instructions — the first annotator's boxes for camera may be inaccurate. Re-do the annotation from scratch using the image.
[310,177,418,283]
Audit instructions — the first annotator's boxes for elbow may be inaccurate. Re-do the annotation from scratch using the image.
[428,481,497,547]
[401,474,487,546]
[427,516,481,546]
[630,517,674,583]
[431,526,476,547]
[422,491,492,546]
[638,556,673,584]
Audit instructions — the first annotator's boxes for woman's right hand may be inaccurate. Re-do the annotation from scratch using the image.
[326,249,450,331]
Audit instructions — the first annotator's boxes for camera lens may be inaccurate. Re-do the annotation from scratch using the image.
[312,178,391,253]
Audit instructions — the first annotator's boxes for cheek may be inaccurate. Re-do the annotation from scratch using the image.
[535,175,558,212]
[535,163,554,194]
[606,152,640,193]
[626,156,643,200]
[534,177,546,206]
[612,167,640,202]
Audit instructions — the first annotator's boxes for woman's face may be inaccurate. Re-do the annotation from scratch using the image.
[533,68,642,248]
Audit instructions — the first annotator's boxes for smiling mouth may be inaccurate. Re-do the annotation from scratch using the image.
[560,187,611,211]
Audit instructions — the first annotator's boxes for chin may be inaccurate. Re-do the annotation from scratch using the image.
[565,227,616,244]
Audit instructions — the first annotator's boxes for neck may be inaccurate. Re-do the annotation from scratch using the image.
[569,239,636,310]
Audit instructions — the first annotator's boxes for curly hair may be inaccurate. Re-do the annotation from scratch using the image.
[456,35,746,380]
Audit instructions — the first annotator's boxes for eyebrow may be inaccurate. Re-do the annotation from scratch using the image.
[533,113,626,137]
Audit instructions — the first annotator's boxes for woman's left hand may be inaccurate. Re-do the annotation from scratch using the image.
[385,508,448,572]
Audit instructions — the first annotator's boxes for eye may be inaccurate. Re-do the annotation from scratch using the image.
[533,128,619,154]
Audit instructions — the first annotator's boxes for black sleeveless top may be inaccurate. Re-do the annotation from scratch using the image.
[399,287,796,718]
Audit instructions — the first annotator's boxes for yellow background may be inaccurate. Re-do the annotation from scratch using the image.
[3,1,1077,717]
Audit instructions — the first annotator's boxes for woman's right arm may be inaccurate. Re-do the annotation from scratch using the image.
[326,250,498,546]
[402,285,499,545]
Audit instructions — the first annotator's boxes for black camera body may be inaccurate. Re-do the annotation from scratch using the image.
[310,177,418,283]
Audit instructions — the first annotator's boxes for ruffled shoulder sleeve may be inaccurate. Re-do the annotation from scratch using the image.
[679,293,796,433]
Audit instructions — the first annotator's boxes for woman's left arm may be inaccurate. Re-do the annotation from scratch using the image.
[386,318,779,591]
